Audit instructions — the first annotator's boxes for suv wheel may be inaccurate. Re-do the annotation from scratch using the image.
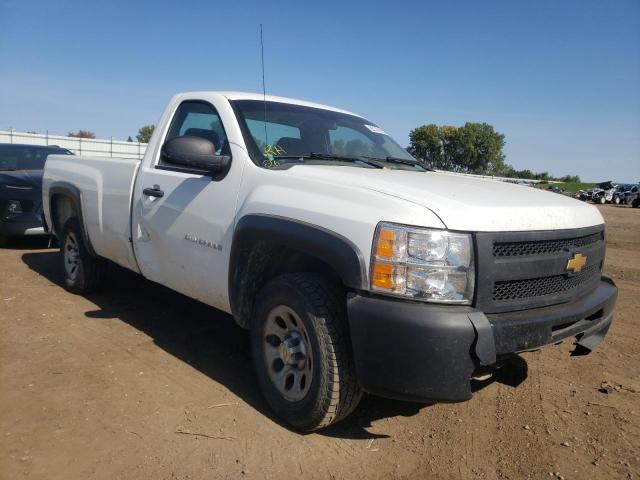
[251,273,362,431]
[60,218,107,293]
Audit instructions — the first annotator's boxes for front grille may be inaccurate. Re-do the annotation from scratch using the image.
[492,263,600,301]
[475,226,605,313]
[493,231,603,257]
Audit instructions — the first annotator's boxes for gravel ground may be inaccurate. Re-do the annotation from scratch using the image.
[1,204,638,479]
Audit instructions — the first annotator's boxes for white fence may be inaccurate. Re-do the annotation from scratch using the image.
[0,130,147,160]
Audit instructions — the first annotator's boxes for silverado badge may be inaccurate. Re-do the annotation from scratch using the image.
[566,253,587,273]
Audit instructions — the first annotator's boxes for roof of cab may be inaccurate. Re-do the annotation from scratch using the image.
[179,91,363,118]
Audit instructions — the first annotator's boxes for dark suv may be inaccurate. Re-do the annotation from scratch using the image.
[0,144,73,246]
[622,185,639,207]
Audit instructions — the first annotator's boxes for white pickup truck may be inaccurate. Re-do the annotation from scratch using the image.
[42,91,617,431]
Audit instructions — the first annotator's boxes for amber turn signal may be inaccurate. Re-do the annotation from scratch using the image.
[375,228,395,259]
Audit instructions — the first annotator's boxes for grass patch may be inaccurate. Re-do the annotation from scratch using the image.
[535,182,596,193]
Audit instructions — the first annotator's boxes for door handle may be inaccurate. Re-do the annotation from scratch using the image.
[143,185,164,198]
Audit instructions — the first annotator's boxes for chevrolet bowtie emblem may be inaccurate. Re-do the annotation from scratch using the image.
[566,253,587,273]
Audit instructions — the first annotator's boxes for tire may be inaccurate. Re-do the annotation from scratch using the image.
[599,196,606,205]
[60,218,107,294]
[251,273,362,431]
[633,199,640,208]
[614,196,621,205]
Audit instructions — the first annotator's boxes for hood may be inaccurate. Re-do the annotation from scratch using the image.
[284,166,604,232]
[0,169,44,190]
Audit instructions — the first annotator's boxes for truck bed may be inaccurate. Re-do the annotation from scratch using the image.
[43,155,141,272]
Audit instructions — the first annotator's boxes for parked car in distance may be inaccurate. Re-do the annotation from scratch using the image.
[574,190,591,202]
[615,184,639,205]
[626,185,640,208]
[42,92,618,431]
[591,181,617,205]
[0,144,73,246]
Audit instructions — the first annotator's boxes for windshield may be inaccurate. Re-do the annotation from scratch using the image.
[0,145,72,171]
[231,100,421,170]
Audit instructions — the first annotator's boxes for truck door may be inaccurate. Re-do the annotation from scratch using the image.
[131,98,243,312]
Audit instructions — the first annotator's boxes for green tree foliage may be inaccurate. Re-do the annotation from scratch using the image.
[408,123,505,174]
[136,125,155,143]
[126,136,133,142]
[68,130,96,139]
[496,165,581,183]
[406,124,442,166]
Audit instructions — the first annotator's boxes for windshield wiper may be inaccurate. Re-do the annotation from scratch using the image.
[362,156,434,170]
[273,153,383,169]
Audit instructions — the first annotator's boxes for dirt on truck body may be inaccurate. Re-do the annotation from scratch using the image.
[1,204,639,480]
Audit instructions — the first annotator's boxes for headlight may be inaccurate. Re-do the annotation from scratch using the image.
[4,200,23,219]
[371,222,475,304]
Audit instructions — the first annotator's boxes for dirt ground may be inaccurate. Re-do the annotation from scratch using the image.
[1,204,638,480]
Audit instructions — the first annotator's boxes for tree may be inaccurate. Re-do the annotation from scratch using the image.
[407,124,442,167]
[408,122,505,173]
[136,125,155,143]
[68,130,96,139]
[126,136,133,142]
[455,123,506,174]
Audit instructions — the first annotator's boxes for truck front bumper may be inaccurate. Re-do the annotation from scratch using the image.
[347,277,617,403]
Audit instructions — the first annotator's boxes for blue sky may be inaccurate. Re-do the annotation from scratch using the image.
[1,0,638,182]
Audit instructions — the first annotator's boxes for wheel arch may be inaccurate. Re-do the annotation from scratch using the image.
[228,214,368,329]
[49,183,96,256]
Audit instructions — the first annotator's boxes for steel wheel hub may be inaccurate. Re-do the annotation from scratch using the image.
[263,305,313,402]
[64,232,80,280]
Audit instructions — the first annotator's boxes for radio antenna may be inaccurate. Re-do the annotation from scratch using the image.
[260,24,268,148]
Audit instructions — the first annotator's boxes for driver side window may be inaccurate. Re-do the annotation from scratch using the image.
[161,101,228,168]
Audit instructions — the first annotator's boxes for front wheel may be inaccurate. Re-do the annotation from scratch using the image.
[60,218,107,294]
[251,273,362,431]
[614,196,621,205]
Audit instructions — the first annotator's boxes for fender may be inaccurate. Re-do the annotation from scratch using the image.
[48,182,97,257]
[228,214,368,320]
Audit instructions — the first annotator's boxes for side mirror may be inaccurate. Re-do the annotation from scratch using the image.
[160,136,231,174]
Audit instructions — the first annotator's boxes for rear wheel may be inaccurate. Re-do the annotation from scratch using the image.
[60,218,107,293]
[251,273,362,431]
[614,196,621,205]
